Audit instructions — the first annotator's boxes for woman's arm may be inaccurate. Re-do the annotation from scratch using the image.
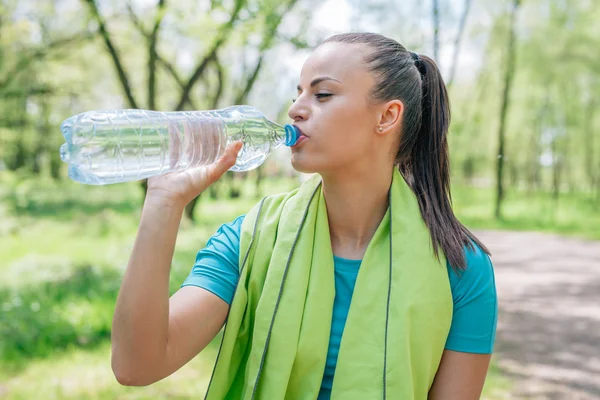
[430,243,497,398]
[111,142,242,386]
[428,350,492,399]
[111,197,230,386]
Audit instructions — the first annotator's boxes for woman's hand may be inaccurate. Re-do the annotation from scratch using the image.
[146,141,243,209]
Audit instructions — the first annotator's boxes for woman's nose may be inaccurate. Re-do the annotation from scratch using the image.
[288,98,309,121]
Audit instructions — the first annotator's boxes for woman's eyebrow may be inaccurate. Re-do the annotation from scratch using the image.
[297,76,341,91]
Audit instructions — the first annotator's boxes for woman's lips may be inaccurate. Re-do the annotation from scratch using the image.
[294,126,308,138]
[291,126,308,148]
[292,134,308,148]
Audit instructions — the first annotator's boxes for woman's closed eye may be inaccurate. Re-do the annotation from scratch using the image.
[292,93,333,103]
[315,93,333,101]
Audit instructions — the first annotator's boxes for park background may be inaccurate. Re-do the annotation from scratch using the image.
[1,0,599,398]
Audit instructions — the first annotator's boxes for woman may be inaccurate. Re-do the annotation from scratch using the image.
[111,33,498,399]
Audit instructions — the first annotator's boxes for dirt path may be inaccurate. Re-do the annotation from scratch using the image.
[476,231,600,400]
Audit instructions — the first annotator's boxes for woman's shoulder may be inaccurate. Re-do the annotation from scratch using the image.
[444,241,497,353]
[206,186,300,254]
[446,241,496,300]
[206,214,245,248]
[463,241,493,272]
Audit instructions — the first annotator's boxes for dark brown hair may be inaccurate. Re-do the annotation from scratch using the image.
[322,32,490,270]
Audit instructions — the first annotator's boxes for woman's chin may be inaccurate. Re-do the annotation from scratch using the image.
[291,154,318,174]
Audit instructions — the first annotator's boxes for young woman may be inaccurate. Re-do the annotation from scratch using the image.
[111,33,498,400]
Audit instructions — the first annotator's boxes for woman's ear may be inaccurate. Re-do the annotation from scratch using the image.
[376,100,404,135]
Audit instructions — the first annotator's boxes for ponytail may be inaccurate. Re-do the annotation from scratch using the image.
[323,33,490,271]
[404,54,489,270]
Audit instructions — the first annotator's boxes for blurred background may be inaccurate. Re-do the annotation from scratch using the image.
[1,0,599,398]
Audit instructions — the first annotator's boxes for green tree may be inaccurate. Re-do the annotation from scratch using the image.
[82,0,309,220]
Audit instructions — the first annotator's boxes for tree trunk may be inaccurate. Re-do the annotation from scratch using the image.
[50,152,62,179]
[447,0,472,87]
[12,137,27,171]
[255,165,265,198]
[32,97,52,175]
[552,156,561,200]
[184,196,200,220]
[595,161,600,205]
[527,100,547,193]
[208,181,220,199]
[228,171,242,199]
[526,132,542,194]
[174,0,247,112]
[549,121,564,202]
[83,0,138,109]
[584,98,596,193]
[432,0,441,63]
[32,146,42,174]
[495,0,521,220]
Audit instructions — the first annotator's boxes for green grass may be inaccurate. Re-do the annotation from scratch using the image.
[453,184,600,241]
[0,339,221,399]
[0,171,296,398]
[0,171,294,368]
[0,264,118,369]
[2,170,598,398]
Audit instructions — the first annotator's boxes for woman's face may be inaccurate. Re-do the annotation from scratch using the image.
[288,42,390,175]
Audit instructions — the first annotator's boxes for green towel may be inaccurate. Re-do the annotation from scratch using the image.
[205,168,452,400]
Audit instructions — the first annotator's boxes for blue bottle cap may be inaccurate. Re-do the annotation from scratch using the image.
[284,124,300,147]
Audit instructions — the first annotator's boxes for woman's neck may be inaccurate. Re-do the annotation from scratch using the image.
[321,166,393,260]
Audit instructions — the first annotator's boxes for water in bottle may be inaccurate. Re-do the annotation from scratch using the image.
[59,105,301,185]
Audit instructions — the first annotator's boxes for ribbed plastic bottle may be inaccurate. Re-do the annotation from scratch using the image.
[59,105,300,185]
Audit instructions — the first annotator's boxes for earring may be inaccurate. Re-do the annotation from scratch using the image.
[378,126,384,132]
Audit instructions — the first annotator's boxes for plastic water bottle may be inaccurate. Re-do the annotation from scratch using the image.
[58,105,300,185]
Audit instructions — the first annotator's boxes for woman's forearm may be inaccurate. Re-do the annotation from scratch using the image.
[111,195,184,383]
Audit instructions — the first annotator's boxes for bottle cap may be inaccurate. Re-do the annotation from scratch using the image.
[284,124,300,146]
